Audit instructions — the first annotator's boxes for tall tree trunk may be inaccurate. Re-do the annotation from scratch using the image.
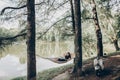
[70,0,75,34]
[73,0,82,76]
[112,37,120,51]
[27,0,36,80]
[92,0,103,57]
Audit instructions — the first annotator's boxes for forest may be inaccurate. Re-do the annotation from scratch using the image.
[0,0,120,80]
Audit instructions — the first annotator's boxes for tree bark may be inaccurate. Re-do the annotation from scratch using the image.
[92,0,103,57]
[112,38,119,51]
[27,0,36,80]
[73,0,82,76]
[70,0,75,33]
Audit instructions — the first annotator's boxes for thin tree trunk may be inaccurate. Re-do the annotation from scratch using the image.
[70,0,75,33]
[27,0,36,80]
[112,38,119,51]
[73,0,82,76]
[92,0,103,57]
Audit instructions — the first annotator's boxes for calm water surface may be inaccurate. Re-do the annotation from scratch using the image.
[0,41,74,80]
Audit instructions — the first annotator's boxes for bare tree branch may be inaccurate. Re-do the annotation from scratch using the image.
[0,33,26,41]
[37,15,71,39]
[1,5,26,15]
[85,17,94,20]
[47,0,56,11]
[54,0,69,10]
[44,0,69,16]
[0,2,46,15]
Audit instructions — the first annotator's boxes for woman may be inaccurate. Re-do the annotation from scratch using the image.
[58,52,71,61]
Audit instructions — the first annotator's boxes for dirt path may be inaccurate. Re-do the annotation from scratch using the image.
[52,55,120,80]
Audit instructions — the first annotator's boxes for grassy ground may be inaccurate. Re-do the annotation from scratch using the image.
[12,51,120,80]
[12,64,73,80]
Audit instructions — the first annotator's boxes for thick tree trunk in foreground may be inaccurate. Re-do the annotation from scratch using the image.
[92,0,103,57]
[70,0,75,33]
[27,0,36,80]
[73,0,82,75]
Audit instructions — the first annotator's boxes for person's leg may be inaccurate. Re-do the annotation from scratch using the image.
[58,58,67,61]
[96,69,101,77]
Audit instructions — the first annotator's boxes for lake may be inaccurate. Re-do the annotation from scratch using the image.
[0,41,74,80]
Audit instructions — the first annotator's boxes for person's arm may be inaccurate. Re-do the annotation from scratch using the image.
[99,59,104,70]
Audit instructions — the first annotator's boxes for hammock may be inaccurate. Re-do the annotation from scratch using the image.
[36,54,73,64]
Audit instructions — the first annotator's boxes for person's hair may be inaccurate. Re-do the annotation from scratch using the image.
[65,52,71,59]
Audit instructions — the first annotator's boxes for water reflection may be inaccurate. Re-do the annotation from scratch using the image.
[0,41,74,80]
[0,54,26,80]
[0,54,73,80]
[37,41,74,57]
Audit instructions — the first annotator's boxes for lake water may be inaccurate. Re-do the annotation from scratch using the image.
[0,41,74,80]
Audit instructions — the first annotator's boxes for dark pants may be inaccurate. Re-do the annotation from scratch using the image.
[95,69,103,77]
[58,58,67,61]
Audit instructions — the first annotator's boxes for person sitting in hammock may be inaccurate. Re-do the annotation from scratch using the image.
[94,56,104,77]
[58,52,71,61]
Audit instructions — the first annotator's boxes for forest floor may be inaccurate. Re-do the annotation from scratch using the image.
[52,54,120,80]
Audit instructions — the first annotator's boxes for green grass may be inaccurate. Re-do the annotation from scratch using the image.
[107,51,120,56]
[12,64,73,80]
[12,77,26,80]
[37,64,73,80]
[12,51,120,80]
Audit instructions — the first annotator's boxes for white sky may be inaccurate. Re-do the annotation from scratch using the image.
[0,1,19,29]
[0,0,69,29]
[0,1,9,8]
